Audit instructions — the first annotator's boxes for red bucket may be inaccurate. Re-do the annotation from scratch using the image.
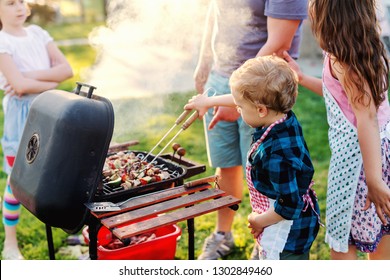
[82,222,181,260]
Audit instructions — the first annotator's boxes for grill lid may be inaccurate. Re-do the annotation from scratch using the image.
[10,83,114,234]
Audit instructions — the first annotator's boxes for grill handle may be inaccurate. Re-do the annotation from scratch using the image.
[75,82,97,99]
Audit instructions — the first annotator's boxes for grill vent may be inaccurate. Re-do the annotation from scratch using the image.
[26,133,40,164]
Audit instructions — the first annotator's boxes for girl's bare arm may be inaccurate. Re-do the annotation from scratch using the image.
[0,53,58,95]
[333,60,390,224]
[21,42,73,83]
[282,51,323,96]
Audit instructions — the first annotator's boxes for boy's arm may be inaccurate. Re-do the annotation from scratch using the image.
[257,151,306,221]
[248,209,285,238]
[184,94,235,117]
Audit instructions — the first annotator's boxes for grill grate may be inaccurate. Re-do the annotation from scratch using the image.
[93,151,188,202]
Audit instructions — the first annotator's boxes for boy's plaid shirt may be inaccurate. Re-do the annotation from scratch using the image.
[249,111,320,254]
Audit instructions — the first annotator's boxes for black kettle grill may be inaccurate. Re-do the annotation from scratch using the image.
[10,83,115,234]
[10,83,202,234]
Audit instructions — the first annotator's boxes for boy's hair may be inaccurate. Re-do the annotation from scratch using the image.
[229,55,298,113]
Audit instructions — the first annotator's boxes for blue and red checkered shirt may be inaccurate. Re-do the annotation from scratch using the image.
[249,111,320,254]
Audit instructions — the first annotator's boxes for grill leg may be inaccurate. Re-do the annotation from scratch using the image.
[45,224,55,260]
[187,218,195,260]
[88,217,99,260]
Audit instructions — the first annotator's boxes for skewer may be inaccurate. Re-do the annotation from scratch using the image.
[135,111,199,179]
[143,111,190,161]
[149,111,198,164]
[143,87,215,161]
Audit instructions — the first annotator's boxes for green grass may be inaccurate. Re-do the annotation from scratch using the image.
[0,22,337,260]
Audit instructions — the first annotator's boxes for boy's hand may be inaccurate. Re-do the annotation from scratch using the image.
[248,212,265,239]
[184,94,209,118]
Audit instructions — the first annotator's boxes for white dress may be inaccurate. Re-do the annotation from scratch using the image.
[322,54,390,253]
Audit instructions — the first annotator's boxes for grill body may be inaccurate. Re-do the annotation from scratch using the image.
[10,86,114,233]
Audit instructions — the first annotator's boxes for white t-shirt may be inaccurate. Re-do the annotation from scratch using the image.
[0,24,53,90]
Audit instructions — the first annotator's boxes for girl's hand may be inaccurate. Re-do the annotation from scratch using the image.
[363,179,390,225]
[4,83,16,96]
[248,212,265,239]
[281,51,303,82]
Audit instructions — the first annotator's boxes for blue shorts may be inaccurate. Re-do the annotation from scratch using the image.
[204,71,254,168]
[1,94,38,174]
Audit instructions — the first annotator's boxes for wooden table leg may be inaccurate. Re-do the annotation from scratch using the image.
[187,218,195,260]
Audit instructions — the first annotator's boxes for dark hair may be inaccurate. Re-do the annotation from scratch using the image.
[310,0,389,108]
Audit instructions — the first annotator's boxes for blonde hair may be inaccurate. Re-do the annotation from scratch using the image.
[230,55,298,113]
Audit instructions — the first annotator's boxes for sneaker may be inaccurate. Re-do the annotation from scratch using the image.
[197,232,235,260]
[2,247,24,260]
[66,234,86,246]
[249,243,260,260]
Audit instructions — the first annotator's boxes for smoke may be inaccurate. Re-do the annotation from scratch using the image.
[83,0,208,142]
[86,0,208,100]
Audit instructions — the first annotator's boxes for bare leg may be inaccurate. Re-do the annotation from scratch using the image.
[215,165,244,232]
[3,225,20,252]
[3,225,23,260]
[368,235,390,260]
[330,246,358,260]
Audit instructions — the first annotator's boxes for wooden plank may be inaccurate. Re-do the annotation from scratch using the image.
[112,196,241,240]
[91,183,212,219]
[101,189,226,229]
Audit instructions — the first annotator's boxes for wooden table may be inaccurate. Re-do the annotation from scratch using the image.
[87,177,240,260]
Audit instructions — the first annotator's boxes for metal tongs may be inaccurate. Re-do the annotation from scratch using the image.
[85,175,218,212]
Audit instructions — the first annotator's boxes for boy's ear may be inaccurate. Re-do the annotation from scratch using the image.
[257,104,268,118]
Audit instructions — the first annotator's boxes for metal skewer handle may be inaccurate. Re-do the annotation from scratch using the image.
[181,111,199,130]
[175,110,191,125]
